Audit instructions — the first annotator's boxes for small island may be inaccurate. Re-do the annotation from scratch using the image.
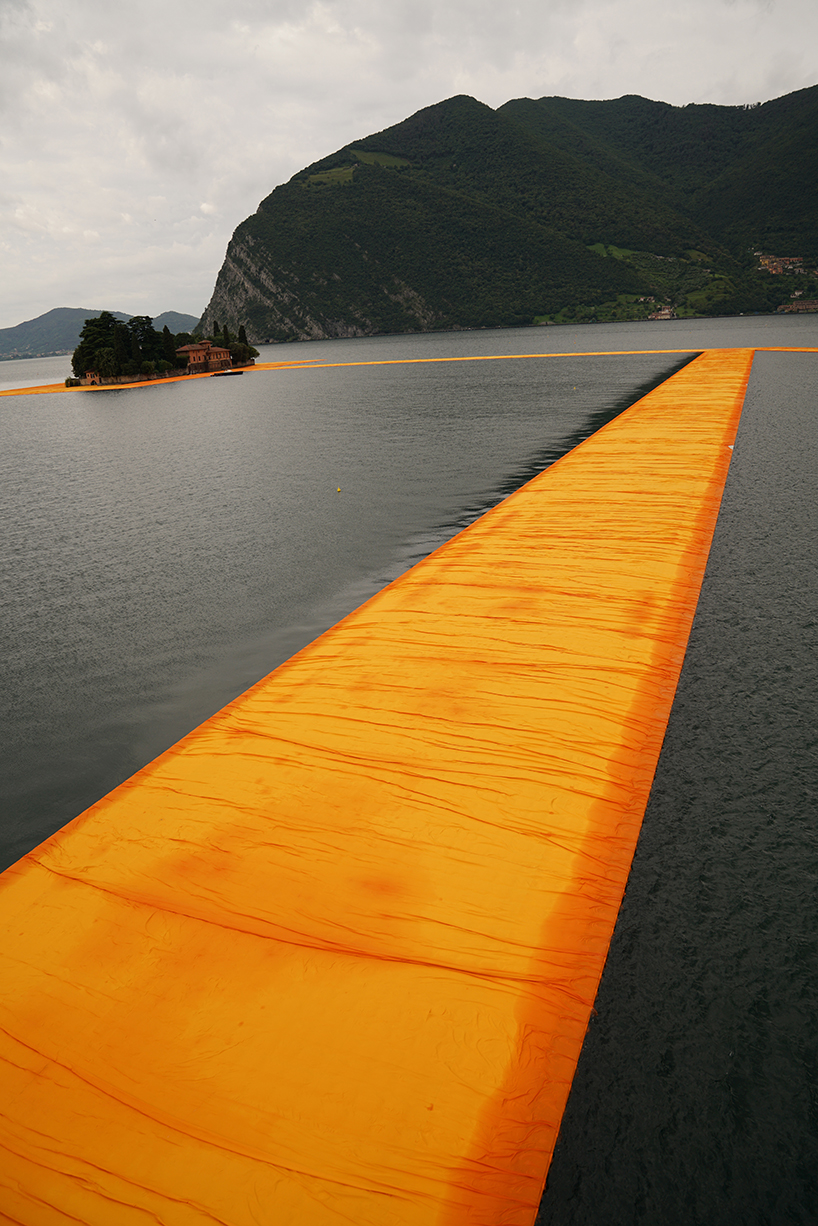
[66,312,258,387]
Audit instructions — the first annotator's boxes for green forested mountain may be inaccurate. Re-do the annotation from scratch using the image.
[500,88,818,254]
[199,86,818,341]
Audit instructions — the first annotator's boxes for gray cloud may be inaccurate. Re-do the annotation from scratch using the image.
[1,0,815,326]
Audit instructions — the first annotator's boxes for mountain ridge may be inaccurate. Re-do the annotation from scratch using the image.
[200,86,817,341]
[0,308,200,361]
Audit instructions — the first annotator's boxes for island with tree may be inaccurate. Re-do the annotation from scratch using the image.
[67,313,258,386]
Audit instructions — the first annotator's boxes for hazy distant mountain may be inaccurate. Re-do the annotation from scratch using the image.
[0,308,200,361]
[199,85,818,340]
[152,311,202,336]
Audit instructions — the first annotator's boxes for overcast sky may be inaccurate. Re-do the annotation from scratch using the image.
[1,0,815,328]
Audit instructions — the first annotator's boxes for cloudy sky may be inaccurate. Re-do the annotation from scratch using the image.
[1,0,815,328]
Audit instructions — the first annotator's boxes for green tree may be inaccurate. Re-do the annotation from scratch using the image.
[222,325,231,347]
[228,341,258,366]
[114,323,130,374]
[162,325,177,366]
[72,311,120,376]
[128,316,163,364]
[95,348,117,378]
[238,324,249,346]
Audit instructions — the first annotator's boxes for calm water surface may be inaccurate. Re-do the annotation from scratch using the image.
[0,352,74,392]
[1,314,816,1222]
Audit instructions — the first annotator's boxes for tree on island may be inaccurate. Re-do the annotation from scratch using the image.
[71,312,119,376]
[114,323,130,374]
[203,322,259,368]
[72,313,187,379]
[95,348,117,378]
[72,312,259,382]
[162,325,178,366]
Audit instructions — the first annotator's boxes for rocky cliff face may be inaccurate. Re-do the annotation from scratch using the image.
[195,96,648,344]
[199,240,355,343]
[199,230,443,344]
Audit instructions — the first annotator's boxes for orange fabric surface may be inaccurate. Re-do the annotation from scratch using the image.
[0,350,700,398]
[251,343,816,376]
[0,381,73,397]
[0,349,752,1225]
[0,370,226,398]
[1,344,813,397]
[251,347,697,371]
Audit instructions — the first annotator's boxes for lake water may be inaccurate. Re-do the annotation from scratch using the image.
[1,313,816,1222]
[0,321,702,867]
[0,352,74,392]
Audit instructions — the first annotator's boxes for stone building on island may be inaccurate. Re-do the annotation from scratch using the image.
[77,341,235,385]
[176,341,232,373]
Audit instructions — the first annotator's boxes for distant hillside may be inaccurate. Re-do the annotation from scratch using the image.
[152,311,202,336]
[0,308,200,361]
[199,86,818,340]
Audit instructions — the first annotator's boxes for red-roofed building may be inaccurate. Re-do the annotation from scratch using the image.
[759,254,805,275]
[176,342,232,373]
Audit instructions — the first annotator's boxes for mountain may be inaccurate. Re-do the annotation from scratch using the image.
[152,311,202,336]
[499,88,818,255]
[200,86,818,341]
[0,308,200,361]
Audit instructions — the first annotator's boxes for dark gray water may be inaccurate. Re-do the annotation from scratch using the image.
[1,324,702,868]
[1,315,816,1222]
[537,347,818,1225]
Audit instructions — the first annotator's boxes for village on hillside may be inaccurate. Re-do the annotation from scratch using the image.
[755,252,818,312]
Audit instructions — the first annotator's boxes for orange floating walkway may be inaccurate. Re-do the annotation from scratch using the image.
[0,349,753,1225]
[1,344,813,397]
[0,369,235,398]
